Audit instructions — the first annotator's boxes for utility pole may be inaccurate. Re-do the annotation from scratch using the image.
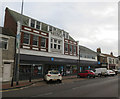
[16,0,24,85]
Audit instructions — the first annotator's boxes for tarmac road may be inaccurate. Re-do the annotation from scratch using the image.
[2,75,119,98]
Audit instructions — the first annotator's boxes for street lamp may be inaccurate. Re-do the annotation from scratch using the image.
[16,0,24,85]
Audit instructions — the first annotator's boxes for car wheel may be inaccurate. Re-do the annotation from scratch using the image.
[59,80,62,83]
[93,76,95,78]
[77,75,80,78]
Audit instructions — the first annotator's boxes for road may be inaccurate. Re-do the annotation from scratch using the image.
[2,75,119,98]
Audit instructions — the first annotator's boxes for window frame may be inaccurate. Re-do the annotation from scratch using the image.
[1,37,8,50]
[41,37,46,48]
[23,33,30,45]
[32,35,39,46]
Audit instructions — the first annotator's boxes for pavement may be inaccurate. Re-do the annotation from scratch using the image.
[2,75,77,91]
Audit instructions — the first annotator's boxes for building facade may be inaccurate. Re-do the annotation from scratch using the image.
[0,27,15,82]
[79,45,98,71]
[4,8,79,80]
[97,48,118,70]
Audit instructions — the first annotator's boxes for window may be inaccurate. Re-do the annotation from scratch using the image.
[41,37,46,48]
[58,45,60,50]
[65,43,68,52]
[36,21,40,29]
[33,35,38,46]
[0,37,8,50]
[31,19,35,28]
[49,26,52,32]
[41,23,48,31]
[54,39,57,43]
[58,40,61,44]
[70,45,72,53]
[51,43,53,48]
[74,45,76,54]
[51,38,53,42]
[54,44,57,49]
[23,33,30,45]
[63,33,65,38]
[109,58,112,64]
[66,33,68,39]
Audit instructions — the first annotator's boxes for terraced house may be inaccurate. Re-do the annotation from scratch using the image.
[4,8,79,80]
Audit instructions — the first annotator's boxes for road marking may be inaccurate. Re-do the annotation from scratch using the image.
[0,88,21,92]
[32,92,53,97]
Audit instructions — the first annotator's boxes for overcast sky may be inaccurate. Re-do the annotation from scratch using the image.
[1,0,119,56]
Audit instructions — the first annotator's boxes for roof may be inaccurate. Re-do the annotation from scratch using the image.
[102,53,116,58]
[6,7,29,26]
[0,26,16,37]
[79,45,97,54]
[69,35,75,41]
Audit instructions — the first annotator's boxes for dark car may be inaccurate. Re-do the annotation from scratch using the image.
[77,70,95,78]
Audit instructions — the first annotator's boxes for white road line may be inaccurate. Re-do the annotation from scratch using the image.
[32,92,53,97]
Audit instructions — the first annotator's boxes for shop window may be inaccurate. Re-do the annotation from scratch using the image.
[31,19,35,28]
[41,37,46,48]
[23,33,30,45]
[36,21,40,29]
[0,37,8,50]
[33,35,38,46]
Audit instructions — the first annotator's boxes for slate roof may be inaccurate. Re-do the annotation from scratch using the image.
[6,7,76,41]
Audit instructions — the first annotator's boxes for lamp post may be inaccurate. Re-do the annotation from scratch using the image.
[16,0,24,85]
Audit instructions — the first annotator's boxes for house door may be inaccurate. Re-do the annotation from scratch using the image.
[3,63,11,81]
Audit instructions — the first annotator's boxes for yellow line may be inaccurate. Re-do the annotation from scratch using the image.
[0,88,22,92]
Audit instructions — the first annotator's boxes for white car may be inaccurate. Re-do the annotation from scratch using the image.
[44,70,62,83]
[107,70,115,76]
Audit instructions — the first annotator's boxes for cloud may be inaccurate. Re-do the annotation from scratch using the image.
[1,2,118,56]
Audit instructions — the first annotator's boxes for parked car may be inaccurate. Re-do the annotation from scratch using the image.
[94,68,107,77]
[112,69,118,75]
[77,70,95,78]
[107,70,115,76]
[44,70,62,83]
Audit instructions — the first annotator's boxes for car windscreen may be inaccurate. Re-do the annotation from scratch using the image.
[49,71,59,74]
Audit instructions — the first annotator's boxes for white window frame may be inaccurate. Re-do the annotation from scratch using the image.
[1,37,8,50]
[23,33,30,45]
[32,35,39,47]
[41,37,46,48]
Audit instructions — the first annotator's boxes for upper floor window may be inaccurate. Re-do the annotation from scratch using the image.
[74,45,76,54]
[0,37,8,50]
[36,21,40,29]
[33,35,38,46]
[109,58,112,64]
[31,19,35,28]
[41,23,48,31]
[65,43,68,52]
[70,45,72,53]
[54,39,57,43]
[63,33,65,38]
[49,26,52,32]
[66,33,68,39]
[23,33,30,45]
[41,37,46,48]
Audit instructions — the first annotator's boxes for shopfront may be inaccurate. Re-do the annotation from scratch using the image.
[79,60,98,71]
[19,54,78,80]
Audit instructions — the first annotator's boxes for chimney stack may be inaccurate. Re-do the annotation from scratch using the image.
[97,48,101,53]
[110,52,113,56]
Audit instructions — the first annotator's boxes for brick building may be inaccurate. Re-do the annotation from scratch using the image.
[4,8,79,80]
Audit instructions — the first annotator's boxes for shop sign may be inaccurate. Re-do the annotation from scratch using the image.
[51,57,54,61]
[98,61,100,64]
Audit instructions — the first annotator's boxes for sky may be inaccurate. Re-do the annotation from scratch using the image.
[0,0,119,56]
